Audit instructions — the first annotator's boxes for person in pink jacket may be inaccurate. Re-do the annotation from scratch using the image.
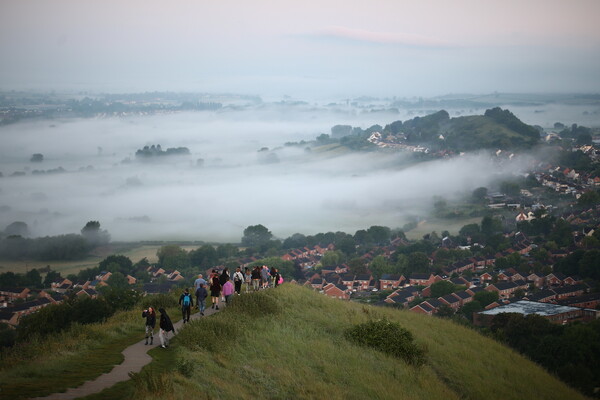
[222,280,235,305]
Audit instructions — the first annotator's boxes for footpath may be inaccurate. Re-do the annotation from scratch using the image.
[30,306,218,400]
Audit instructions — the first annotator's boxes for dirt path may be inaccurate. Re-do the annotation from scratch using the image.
[29,306,219,400]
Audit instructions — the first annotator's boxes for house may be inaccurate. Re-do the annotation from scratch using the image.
[557,292,600,309]
[523,289,556,303]
[77,288,99,298]
[479,272,494,283]
[497,271,524,283]
[485,282,521,299]
[323,283,350,300]
[409,273,436,286]
[0,287,30,301]
[410,302,437,315]
[0,310,20,326]
[453,291,473,306]
[340,274,355,290]
[51,278,73,291]
[379,274,404,290]
[126,275,137,285]
[527,273,545,289]
[308,278,324,290]
[439,294,462,310]
[552,284,587,300]
[546,272,566,286]
[385,287,418,307]
[97,271,112,282]
[354,274,373,291]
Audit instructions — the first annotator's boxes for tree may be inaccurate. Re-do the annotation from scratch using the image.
[430,280,456,298]
[80,221,110,246]
[4,221,30,237]
[474,290,499,307]
[106,271,129,289]
[321,250,341,267]
[472,187,488,201]
[30,153,44,162]
[189,245,218,268]
[578,190,600,207]
[157,245,190,269]
[336,236,357,256]
[367,226,391,244]
[499,181,520,197]
[461,300,483,322]
[406,252,430,274]
[99,255,132,274]
[43,269,62,287]
[348,258,367,275]
[436,304,455,317]
[241,224,273,248]
[369,255,392,280]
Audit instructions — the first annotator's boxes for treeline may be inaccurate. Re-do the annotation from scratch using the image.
[0,221,110,261]
[489,313,600,396]
[135,144,191,158]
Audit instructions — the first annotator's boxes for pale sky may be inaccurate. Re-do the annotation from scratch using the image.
[1,0,599,98]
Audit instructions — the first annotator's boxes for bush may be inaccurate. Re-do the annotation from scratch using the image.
[345,319,426,366]
[129,369,173,396]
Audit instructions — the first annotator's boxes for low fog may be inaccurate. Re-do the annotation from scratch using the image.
[0,105,591,242]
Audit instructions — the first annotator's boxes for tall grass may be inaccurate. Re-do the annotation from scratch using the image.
[153,284,587,400]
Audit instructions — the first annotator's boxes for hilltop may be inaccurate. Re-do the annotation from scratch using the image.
[150,284,584,400]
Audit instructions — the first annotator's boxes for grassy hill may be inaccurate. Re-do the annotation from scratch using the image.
[140,284,586,400]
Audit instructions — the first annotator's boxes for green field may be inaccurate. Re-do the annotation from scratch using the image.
[0,244,198,276]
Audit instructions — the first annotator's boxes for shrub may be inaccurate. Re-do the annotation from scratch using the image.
[345,319,426,366]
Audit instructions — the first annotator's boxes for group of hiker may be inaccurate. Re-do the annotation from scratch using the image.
[142,265,283,348]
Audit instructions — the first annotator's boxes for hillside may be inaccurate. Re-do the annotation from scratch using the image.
[149,284,585,400]
[384,107,541,151]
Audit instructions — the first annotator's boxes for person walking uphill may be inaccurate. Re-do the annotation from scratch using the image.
[179,288,194,323]
[158,308,174,348]
[195,283,208,316]
[142,306,156,345]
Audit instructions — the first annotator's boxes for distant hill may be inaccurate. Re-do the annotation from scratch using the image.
[172,285,585,400]
[388,107,541,151]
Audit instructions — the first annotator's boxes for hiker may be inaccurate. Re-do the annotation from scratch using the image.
[251,266,261,291]
[210,271,222,310]
[194,274,206,293]
[158,308,174,348]
[179,288,193,323]
[142,306,156,345]
[233,266,244,295]
[270,267,278,287]
[195,283,208,316]
[260,265,270,289]
[244,267,252,293]
[222,279,234,305]
[219,268,230,301]
[272,268,281,287]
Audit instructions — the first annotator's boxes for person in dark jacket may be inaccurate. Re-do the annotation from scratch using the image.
[179,288,193,323]
[142,307,156,345]
[158,307,174,348]
[210,273,222,310]
[195,283,208,315]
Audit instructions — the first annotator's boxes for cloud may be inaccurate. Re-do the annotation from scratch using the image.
[314,25,454,48]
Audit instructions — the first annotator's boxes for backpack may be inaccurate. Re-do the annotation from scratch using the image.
[183,293,191,307]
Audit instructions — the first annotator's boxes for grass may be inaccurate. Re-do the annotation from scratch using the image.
[0,298,183,400]
[0,244,198,275]
[1,285,589,400]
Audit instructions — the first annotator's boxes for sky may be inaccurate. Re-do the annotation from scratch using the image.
[1,0,600,98]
